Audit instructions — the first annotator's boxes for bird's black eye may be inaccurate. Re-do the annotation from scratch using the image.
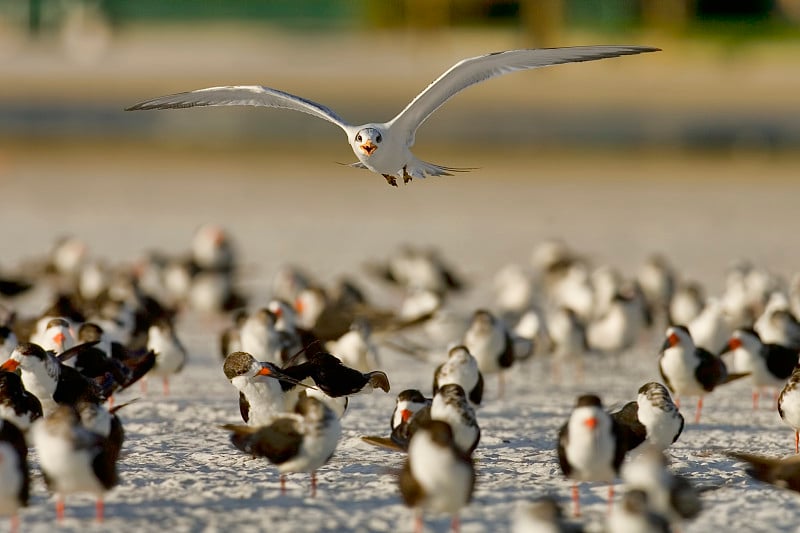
[356,134,362,142]
[376,134,382,143]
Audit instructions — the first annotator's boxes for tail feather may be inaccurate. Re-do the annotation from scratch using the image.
[408,157,475,178]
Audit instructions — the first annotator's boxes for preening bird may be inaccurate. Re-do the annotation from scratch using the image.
[127,46,658,187]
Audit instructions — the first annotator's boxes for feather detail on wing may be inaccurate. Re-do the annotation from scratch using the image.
[127,85,351,133]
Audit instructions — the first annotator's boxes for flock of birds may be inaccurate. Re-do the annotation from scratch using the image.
[2,226,800,532]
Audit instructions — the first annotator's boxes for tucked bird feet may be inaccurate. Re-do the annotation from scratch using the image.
[383,174,398,187]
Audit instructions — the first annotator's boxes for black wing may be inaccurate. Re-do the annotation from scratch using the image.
[557,422,571,477]
[470,372,484,405]
[765,344,800,380]
[694,348,726,392]
[610,401,646,453]
[499,330,515,369]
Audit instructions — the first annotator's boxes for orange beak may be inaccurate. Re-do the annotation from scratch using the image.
[360,141,377,156]
[256,366,272,376]
[294,298,304,314]
[728,338,742,351]
[53,332,66,349]
[583,417,598,430]
[401,409,413,423]
[274,307,283,318]
[668,332,679,347]
[0,359,20,372]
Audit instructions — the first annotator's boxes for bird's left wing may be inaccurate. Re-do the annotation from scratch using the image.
[388,45,660,146]
[127,85,352,134]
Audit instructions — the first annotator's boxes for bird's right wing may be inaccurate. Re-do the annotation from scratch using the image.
[127,85,352,135]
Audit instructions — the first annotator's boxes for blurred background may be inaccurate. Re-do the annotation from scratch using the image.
[2,0,800,292]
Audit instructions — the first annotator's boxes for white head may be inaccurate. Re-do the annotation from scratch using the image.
[352,127,383,158]
[662,325,693,352]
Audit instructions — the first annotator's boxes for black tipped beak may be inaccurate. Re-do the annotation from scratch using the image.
[262,366,317,390]
[660,338,671,352]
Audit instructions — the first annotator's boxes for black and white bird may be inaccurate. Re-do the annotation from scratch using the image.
[430,384,480,455]
[0,343,107,416]
[611,382,684,452]
[658,326,747,423]
[221,393,341,496]
[0,371,43,434]
[722,328,799,409]
[0,419,29,531]
[557,394,626,517]
[399,420,475,533]
[287,352,390,399]
[145,318,187,396]
[621,447,701,524]
[778,365,800,453]
[30,405,118,522]
[391,389,432,448]
[222,351,304,425]
[127,46,658,187]
[547,307,588,383]
[432,345,483,406]
[462,310,514,394]
[606,490,671,533]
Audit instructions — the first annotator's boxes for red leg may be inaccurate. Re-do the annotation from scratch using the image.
[572,483,581,517]
[451,513,460,532]
[280,474,286,494]
[414,511,424,533]
[752,390,759,411]
[795,431,798,454]
[163,377,170,396]
[694,397,703,424]
[109,395,115,408]
[140,379,148,394]
[56,497,65,522]
[96,497,104,523]
[10,514,19,533]
[311,471,317,498]
[675,396,680,409]
[607,484,614,515]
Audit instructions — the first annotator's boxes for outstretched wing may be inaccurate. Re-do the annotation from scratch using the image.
[389,45,660,146]
[126,85,352,134]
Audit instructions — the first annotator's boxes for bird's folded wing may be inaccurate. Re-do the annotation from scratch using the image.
[127,85,352,133]
[389,45,660,147]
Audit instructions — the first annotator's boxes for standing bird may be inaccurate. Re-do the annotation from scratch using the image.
[222,351,301,425]
[433,345,483,406]
[399,420,475,533]
[145,319,187,396]
[30,406,118,522]
[0,371,43,434]
[0,343,106,416]
[557,394,626,517]
[606,490,671,533]
[778,366,800,453]
[611,382,684,452]
[220,394,341,496]
[722,328,798,410]
[658,326,747,423]
[126,46,658,187]
[511,496,583,533]
[390,389,432,448]
[547,307,588,383]
[462,310,514,395]
[0,420,29,532]
[430,384,480,455]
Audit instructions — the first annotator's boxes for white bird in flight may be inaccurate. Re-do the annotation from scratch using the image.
[127,45,659,187]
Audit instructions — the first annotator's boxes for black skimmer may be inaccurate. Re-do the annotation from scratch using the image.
[74,397,126,466]
[687,298,731,354]
[0,343,107,415]
[493,263,535,319]
[587,290,647,361]
[778,365,800,453]
[32,317,76,356]
[240,308,282,363]
[721,328,799,409]
[636,254,676,324]
[511,496,583,533]
[325,319,380,373]
[221,393,341,496]
[462,310,514,394]
[433,345,483,406]
[191,223,236,273]
[611,383,684,452]
[621,446,701,525]
[399,420,475,533]
[0,371,43,433]
[390,389,432,447]
[222,351,304,425]
[658,325,748,423]
[606,490,671,533]
[547,307,588,382]
[430,384,480,455]
[30,405,118,522]
[557,394,626,517]
[668,282,704,328]
[755,299,800,350]
[366,245,464,295]
[726,451,800,493]
[145,318,187,395]
[0,419,29,531]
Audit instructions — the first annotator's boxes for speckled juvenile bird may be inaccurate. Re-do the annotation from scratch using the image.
[611,382,684,453]
[430,384,480,455]
[433,345,483,406]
